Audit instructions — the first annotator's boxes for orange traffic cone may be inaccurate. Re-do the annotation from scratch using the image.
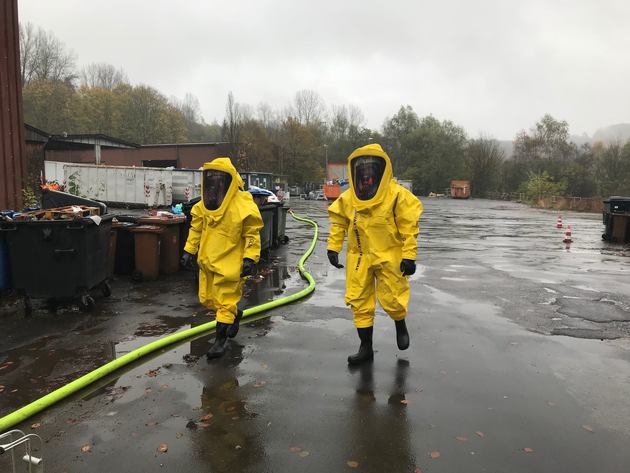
[563,225,573,243]
[556,215,563,228]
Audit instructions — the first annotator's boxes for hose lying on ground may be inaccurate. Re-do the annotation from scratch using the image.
[0,210,318,433]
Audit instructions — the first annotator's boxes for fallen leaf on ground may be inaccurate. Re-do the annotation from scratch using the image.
[157,444,168,452]
[198,422,211,428]
[429,451,441,459]
[30,423,41,429]
[81,445,90,452]
[299,451,310,457]
[147,370,159,377]
[146,421,159,426]
[523,447,533,453]
[475,431,484,438]
[145,388,152,393]
[400,399,409,405]
[414,469,422,473]
[176,433,184,439]
[455,436,468,442]
[200,413,213,422]
[253,381,267,388]
[582,425,594,433]
[415,387,424,392]
[290,447,302,452]
[347,460,359,468]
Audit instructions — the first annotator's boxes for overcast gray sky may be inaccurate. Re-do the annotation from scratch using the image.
[17,0,630,140]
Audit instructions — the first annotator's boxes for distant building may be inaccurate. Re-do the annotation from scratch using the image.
[450,180,471,199]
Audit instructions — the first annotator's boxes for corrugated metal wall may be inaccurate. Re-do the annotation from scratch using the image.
[0,0,27,211]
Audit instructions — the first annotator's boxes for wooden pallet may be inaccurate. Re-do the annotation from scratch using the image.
[15,205,101,221]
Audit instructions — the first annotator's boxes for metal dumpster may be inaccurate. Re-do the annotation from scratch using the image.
[0,208,113,316]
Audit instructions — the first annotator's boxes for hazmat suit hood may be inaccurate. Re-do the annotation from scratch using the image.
[347,144,393,210]
[201,157,243,215]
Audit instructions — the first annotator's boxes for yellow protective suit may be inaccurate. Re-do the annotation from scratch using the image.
[184,158,263,324]
[327,144,423,328]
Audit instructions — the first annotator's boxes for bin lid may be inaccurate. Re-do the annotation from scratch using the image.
[131,225,164,233]
[137,215,187,225]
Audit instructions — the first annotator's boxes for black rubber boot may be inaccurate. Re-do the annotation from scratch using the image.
[226,309,243,339]
[395,319,410,350]
[348,327,374,365]
[207,322,229,359]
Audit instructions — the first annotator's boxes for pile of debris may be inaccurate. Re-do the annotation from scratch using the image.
[2,205,102,222]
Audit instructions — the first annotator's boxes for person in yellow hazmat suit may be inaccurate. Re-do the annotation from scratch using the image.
[181,157,264,359]
[327,144,423,365]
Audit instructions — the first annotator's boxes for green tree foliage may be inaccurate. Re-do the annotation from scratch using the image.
[400,116,468,194]
[519,171,567,201]
[277,117,322,186]
[512,114,575,183]
[381,105,420,174]
[112,85,187,144]
[594,141,630,197]
[465,136,505,197]
[22,79,79,133]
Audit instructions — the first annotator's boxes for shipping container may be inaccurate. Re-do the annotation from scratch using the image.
[63,163,173,207]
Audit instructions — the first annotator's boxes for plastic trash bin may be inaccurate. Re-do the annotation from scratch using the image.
[130,225,163,281]
[0,213,113,316]
[108,226,118,277]
[258,205,274,252]
[112,221,137,275]
[0,232,11,290]
[136,215,187,274]
[602,196,630,242]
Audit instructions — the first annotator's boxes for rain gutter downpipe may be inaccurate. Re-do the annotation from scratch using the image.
[0,209,318,433]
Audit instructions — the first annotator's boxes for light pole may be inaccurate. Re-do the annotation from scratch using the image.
[324,144,328,183]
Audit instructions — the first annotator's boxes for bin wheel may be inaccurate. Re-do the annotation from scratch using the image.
[280,236,289,244]
[131,270,143,282]
[23,297,33,318]
[79,295,96,312]
[101,282,112,298]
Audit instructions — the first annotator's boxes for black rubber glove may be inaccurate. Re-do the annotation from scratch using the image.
[400,259,416,276]
[327,250,344,269]
[240,258,255,277]
[180,251,195,270]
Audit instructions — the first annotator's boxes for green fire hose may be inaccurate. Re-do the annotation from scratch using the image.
[0,210,318,433]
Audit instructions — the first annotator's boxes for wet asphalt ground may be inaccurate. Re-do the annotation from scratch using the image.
[1,197,630,472]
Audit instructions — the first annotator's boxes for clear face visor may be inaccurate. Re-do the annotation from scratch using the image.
[203,170,232,210]
[352,156,385,200]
